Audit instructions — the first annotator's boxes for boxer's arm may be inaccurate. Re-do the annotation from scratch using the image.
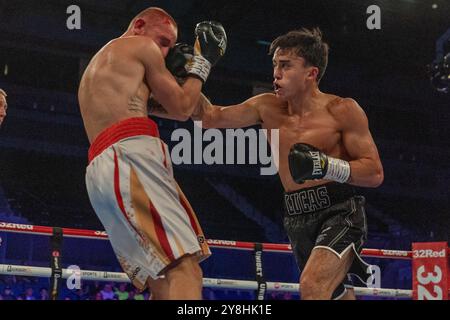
[148,96,195,121]
[334,99,384,187]
[148,78,190,120]
[191,93,265,128]
[137,40,203,121]
[147,97,173,119]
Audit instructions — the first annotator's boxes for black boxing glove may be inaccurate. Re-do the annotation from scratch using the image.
[186,21,227,82]
[288,143,351,184]
[165,43,194,78]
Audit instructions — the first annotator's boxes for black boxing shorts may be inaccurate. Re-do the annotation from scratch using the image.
[283,182,371,299]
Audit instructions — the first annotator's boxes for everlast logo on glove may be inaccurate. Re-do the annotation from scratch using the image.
[310,151,324,176]
[217,37,226,56]
[284,186,331,215]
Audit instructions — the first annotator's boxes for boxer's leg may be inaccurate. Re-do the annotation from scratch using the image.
[164,254,203,300]
[300,197,368,300]
[300,247,354,300]
[124,136,209,299]
[147,277,170,300]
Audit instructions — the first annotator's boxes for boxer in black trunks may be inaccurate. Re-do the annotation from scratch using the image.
[151,27,384,299]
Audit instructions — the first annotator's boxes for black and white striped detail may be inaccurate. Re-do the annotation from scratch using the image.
[324,157,351,184]
[186,55,211,83]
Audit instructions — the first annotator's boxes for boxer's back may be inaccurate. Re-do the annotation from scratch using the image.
[79,37,151,143]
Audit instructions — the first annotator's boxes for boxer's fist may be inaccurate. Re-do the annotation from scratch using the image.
[165,43,193,78]
[288,143,351,184]
[186,21,227,82]
[289,143,326,184]
[194,21,227,66]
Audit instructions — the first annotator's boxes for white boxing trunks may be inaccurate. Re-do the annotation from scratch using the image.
[86,117,210,290]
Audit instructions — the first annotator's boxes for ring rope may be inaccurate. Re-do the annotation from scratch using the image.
[0,264,412,298]
[0,222,415,259]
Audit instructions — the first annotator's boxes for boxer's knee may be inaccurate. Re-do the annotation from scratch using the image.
[299,272,334,300]
[147,277,170,300]
[180,255,203,281]
[168,254,203,284]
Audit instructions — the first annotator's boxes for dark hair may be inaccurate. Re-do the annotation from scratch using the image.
[269,27,329,83]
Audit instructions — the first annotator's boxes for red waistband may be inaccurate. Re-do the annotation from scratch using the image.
[88,117,159,163]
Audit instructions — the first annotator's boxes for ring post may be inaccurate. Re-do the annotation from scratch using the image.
[412,242,448,300]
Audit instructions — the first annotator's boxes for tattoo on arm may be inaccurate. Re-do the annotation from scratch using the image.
[147,77,185,116]
[191,93,211,120]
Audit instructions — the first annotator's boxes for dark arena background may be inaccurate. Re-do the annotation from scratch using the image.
[0,0,449,302]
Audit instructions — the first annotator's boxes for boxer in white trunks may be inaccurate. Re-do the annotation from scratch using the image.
[78,7,227,299]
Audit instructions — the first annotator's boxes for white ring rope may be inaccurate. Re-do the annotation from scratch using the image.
[0,264,412,298]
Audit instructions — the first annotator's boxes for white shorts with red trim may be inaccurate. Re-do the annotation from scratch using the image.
[85,117,210,290]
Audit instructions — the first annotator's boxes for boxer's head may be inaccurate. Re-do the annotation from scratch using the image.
[270,28,329,99]
[126,7,178,57]
[0,89,7,127]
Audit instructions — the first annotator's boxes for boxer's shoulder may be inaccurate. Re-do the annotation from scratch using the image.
[326,96,368,127]
[106,36,159,56]
[253,92,287,109]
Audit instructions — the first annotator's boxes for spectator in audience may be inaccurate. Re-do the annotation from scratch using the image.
[127,288,145,300]
[127,289,136,300]
[39,287,49,300]
[24,287,36,300]
[94,291,103,300]
[0,88,7,127]
[2,286,16,300]
[133,288,145,300]
[100,283,117,300]
[114,283,129,300]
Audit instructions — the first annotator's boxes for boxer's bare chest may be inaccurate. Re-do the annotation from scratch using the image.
[261,104,343,157]
[260,100,348,191]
